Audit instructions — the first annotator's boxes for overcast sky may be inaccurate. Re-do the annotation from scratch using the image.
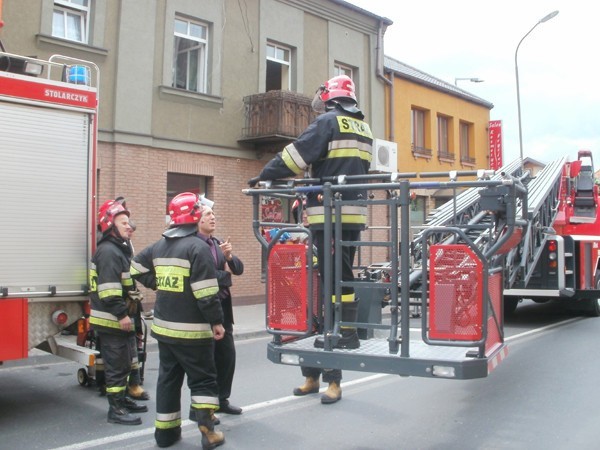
[344,0,600,166]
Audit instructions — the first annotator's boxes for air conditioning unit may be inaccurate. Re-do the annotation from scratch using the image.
[370,138,398,173]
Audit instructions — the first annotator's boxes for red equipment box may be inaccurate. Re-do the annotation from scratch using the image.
[429,244,483,341]
[267,244,318,332]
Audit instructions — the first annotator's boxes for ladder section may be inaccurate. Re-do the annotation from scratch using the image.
[409,158,524,289]
[505,157,566,289]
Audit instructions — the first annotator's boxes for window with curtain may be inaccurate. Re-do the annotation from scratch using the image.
[52,0,89,43]
[411,108,425,151]
[460,121,475,164]
[173,17,208,93]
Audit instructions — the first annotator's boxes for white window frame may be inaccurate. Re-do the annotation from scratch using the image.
[52,0,90,43]
[266,42,291,90]
[173,17,208,93]
[334,63,353,79]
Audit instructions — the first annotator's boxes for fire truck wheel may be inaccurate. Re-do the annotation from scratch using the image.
[77,368,90,387]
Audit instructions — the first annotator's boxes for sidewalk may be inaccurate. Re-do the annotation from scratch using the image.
[230,303,268,340]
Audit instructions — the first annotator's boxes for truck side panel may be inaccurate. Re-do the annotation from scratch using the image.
[0,102,90,295]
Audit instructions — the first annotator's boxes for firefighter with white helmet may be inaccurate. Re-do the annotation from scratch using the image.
[131,192,225,449]
[89,199,148,425]
[250,74,374,404]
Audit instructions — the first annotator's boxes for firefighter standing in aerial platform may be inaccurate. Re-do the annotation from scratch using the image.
[89,199,148,425]
[131,192,225,449]
[249,75,373,404]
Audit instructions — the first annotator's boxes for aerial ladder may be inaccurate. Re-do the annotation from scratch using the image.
[245,152,600,380]
[503,150,600,315]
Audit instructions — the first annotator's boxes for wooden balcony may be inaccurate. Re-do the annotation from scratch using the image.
[239,90,318,147]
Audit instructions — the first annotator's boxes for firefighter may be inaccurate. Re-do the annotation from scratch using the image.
[89,199,148,426]
[249,75,373,404]
[131,192,225,449]
[94,201,149,402]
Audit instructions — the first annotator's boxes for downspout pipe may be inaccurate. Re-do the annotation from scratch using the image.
[376,19,394,141]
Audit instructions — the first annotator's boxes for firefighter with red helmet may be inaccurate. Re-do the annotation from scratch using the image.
[250,75,374,404]
[94,197,149,402]
[131,192,225,449]
[89,199,148,425]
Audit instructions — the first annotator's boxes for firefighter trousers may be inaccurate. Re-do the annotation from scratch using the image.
[313,228,359,300]
[155,340,219,431]
[301,366,341,383]
[97,331,135,395]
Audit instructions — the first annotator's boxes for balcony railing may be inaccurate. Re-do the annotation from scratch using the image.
[438,150,455,162]
[239,90,318,144]
[412,145,433,159]
[460,155,476,165]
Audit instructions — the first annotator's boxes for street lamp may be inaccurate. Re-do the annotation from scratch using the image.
[515,10,559,171]
[454,77,484,86]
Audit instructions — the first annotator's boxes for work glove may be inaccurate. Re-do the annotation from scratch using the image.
[247,176,261,187]
[127,290,144,302]
[126,290,143,316]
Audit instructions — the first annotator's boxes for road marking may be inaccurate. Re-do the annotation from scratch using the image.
[49,373,390,450]
[45,317,583,449]
[504,317,582,342]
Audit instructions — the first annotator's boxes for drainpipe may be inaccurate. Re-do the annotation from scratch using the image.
[375,19,396,262]
[376,19,394,141]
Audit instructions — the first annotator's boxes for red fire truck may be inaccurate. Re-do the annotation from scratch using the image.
[0,49,99,385]
[246,150,600,379]
[503,150,600,315]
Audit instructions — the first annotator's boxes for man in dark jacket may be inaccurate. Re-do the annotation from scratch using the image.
[197,204,244,416]
[250,75,373,404]
[131,192,225,449]
[89,199,148,425]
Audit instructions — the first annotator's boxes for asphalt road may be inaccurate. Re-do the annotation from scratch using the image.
[1,300,599,449]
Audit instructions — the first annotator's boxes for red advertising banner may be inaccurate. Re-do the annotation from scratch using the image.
[489,120,503,171]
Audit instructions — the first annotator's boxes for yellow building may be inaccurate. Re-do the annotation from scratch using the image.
[380,55,494,224]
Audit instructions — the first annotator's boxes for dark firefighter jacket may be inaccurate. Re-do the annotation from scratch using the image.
[89,234,135,335]
[258,102,374,230]
[130,225,223,346]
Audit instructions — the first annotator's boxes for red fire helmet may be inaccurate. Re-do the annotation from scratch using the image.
[319,75,356,103]
[168,192,203,227]
[98,199,129,233]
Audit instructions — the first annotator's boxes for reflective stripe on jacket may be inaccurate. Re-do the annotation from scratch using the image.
[258,103,373,229]
[89,235,134,335]
[131,228,222,345]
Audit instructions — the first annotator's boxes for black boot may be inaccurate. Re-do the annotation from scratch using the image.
[122,396,148,413]
[314,300,360,349]
[155,427,181,448]
[107,394,142,425]
[196,409,225,450]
